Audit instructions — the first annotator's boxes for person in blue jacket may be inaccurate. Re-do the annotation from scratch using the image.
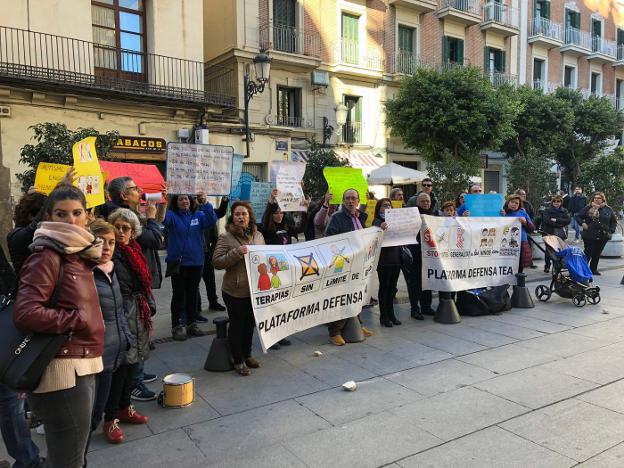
[501,194,535,274]
[164,194,216,341]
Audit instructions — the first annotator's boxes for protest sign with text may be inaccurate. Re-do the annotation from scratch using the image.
[323,167,368,205]
[382,207,422,247]
[72,137,105,209]
[166,143,233,195]
[365,200,402,227]
[249,181,274,219]
[276,163,306,212]
[34,162,70,195]
[245,227,383,351]
[420,215,521,292]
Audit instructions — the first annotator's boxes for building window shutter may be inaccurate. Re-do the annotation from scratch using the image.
[501,50,506,72]
[458,39,464,65]
[543,1,550,19]
[484,46,490,71]
[442,36,450,63]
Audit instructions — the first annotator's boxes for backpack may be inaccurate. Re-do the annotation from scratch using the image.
[456,285,511,316]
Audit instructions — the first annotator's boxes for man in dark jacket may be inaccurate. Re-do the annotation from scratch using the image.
[107,177,166,290]
[324,189,374,346]
[568,187,588,242]
[406,178,438,214]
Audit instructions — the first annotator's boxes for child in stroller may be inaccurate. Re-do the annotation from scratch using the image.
[533,235,600,307]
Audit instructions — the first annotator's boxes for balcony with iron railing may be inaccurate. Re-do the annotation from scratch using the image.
[487,70,518,87]
[258,23,321,61]
[480,3,520,36]
[588,36,617,63]
[0,26,236,107]
[533,79,558,94]
[437,0,482,26]
[268,114,309,128]
[528,17,564,47]
[332,39,384,72]
[561,27,592,55]
[389,52,469,75]
[342,122,362,144]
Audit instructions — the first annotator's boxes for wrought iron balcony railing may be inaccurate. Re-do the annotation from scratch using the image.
[442,0,481,16]
[487,70,518,87]
[259,23,321,59]
[342,122,362,144]
[529,17,563,42]
[0,26,235,107]
[333,39,384,70]
[482,2,520,28]
[591,36,616,57]
[564,27,592,50]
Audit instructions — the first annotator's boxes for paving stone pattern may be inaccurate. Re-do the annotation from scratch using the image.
[2,263,624,467]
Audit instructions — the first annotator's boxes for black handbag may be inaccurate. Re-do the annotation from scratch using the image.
[0,260,71,392]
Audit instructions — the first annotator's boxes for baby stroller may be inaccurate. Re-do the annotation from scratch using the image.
[532,235,601,307]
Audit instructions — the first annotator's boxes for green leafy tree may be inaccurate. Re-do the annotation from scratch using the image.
[425,150,481,203]
[385,66,520,163]
[502,86,574,159]
[505,149,557,214]
[302,141,349,202]
[18,123,119,193]
[578,148,624,214]
[553,88,623,185]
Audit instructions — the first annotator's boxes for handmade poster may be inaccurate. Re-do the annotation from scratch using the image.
[166,143,233,195]
[249,181,274,220]
[245,227,384,351]
[270,160,305,185]
[276,163,306,212]
[323,167,368,205]
[99,161,165,202]
[365,199,403,227]
[34,162,70,195]
[72,136,105,208]
[382,207,422,247]
[229,154,245,199]
[464,193,505,217]
[420,215,521,292]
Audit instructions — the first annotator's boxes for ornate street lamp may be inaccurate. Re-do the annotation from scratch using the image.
[322,103,349,146]
[244,52,272,158]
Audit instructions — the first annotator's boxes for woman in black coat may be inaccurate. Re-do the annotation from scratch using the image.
[541,195,571,273]
[575,192,617,275]
[373,199,401,327]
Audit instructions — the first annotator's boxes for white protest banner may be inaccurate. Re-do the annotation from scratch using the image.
[382,207,421,247]
[245,227,383,351]
[276,163,307,212]
[420,215,521,292]
[166,143,233,195]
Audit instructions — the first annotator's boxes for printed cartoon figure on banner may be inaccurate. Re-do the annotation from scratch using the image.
[72,136,105,209]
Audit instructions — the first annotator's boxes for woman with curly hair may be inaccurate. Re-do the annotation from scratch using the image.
[7,192,47,274]
[501,194,535,273]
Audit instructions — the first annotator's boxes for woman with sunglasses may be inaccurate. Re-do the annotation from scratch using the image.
[541,196,571,273]
[575,192,617,275]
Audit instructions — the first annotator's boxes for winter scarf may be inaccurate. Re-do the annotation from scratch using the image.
[32,221,103,260]
[116,239,153,332]
[588,201,606,219]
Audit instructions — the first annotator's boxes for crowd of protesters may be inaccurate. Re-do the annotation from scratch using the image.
[0,167,619,467]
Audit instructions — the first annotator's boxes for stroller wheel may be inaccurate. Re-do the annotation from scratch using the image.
[535,285,551,302]
[587,293,601,305]
[572,294,587,308]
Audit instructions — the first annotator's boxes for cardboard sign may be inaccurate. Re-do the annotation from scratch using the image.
[365,199,402,227]
[276,163,306,212]
[323,167,368,205]
[382,207,422,247]
[72,136,105,209]
[166,143,233,195]
[34,162,70,195]
[250,181,274,220]
[464,194,505,217]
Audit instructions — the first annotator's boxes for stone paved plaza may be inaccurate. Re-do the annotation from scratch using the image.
[2,260,624,467]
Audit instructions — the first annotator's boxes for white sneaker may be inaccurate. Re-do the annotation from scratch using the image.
[35,424,45,435]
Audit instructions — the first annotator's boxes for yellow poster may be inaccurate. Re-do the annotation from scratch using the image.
[365,199,403,227]
[34,162,70,195]
[72,136,105,209]
[323,167,368,205]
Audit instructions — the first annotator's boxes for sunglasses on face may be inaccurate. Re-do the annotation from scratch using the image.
[422,184,432,187]
[114,225,132,233]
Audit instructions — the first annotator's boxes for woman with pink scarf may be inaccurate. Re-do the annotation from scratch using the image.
[575,191,617,275]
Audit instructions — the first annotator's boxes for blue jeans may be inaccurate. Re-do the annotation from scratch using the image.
[132,360,144,388]
[570,216,581,240]
[0,383,40,468]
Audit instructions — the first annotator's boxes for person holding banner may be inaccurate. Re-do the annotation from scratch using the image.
[164,195,216,341]
[213,202,265,376]
[410,193,437,318]
[324,189,374,345]
[457,185,482,216]
[442,201,456,217]
[501,194,535,273]
[373,199,402,327]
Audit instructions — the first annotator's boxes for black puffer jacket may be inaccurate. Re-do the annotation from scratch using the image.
[542,206,571,237]
[576,205,617,242]
[93,266,133,372]
[7,221,38,275]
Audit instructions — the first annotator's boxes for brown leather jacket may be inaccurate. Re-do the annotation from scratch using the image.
[213,225,264,298]
[14,246,105,359]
